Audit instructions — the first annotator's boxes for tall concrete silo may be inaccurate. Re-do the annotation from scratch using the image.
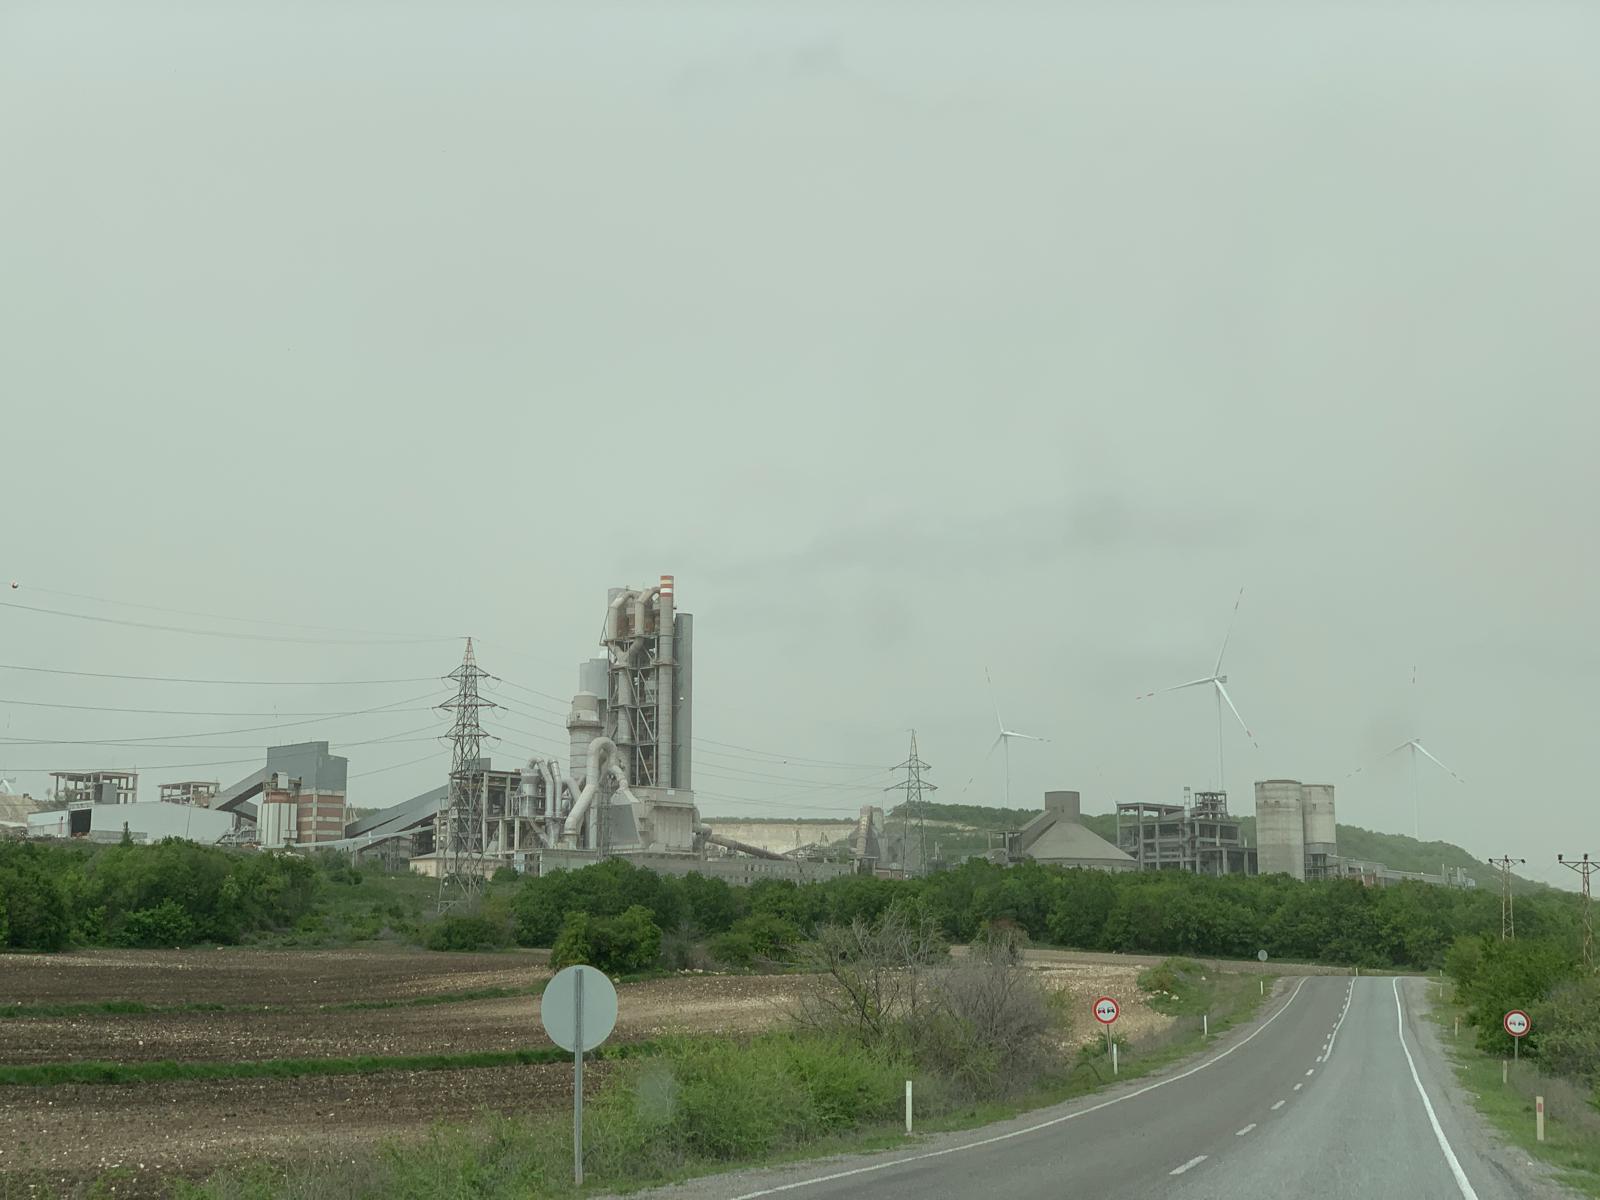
[1255,780,1306,880]
[1301,783,1337,877]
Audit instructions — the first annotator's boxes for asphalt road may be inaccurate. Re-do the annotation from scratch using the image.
[628,977,1567,1200]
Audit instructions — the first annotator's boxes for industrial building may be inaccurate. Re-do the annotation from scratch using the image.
[158,780,219,806]
[1004,791,1137,872]
[50,769,138,806]
[1255,779,1338,881]
[27,799,238,844]
[363,577,855,885]
[1116,789,1256,875]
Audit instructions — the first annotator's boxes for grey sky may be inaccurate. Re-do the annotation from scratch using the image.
[2,2,1595,885]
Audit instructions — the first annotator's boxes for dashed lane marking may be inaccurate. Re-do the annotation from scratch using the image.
[1171,1156,1208,1176]
[1271,1100,1286,1111]
[1236,1125,1256,1136]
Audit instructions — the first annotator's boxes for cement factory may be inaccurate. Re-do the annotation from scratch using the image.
[1,575,1471,891]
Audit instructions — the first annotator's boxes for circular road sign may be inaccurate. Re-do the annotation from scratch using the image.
[1503,1009,1531,1039]
[541,965,618,1053]
[1257,950,1268,963]
[1093,995,1121,1025]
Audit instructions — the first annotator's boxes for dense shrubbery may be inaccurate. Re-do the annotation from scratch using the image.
[0,839,320,951]
[509,856,1579,973]
[550,905,663,974]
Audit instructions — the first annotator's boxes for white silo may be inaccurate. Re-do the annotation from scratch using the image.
[1255,780,1306,881]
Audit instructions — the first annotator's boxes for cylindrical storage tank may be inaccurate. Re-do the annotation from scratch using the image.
[1255,780,1305,880]
[1301,783,1337,857]
[1044,790,1081,821]
[567,693,603,785]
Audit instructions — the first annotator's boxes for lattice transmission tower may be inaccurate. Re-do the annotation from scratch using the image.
[437,639,497,912]
[1488,856,1525,941]
[884,731,936,877]
[1558,853,1595,971]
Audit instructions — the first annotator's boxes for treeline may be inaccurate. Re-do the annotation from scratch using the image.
[0,839,319,950]
[508,856,1580,971]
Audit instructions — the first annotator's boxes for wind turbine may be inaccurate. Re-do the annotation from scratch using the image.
[1137,588,1258,794]
[986,668,1046,809]
[1350,667,1463,840]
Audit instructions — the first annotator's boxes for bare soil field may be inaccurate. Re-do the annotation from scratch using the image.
[0,974,806,1065]
[0,947,1191,1193]
[1,946,550,1007]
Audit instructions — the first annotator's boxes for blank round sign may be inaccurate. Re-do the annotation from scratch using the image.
[541,965,618,1053]
[1257,950,1268,963]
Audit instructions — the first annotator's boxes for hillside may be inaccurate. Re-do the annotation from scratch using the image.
[890,801,1534,890]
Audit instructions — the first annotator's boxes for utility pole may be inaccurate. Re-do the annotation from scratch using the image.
[1488,856,1526,941]
[884,731,936,878]
[438,639,496,913]
[1557,854,1595,971]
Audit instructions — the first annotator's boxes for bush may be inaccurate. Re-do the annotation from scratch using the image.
[1445,935,1579,1055]
[423,913,507,952]
[1534,974,1600,1084]
[491,867,520,885]
[116,899,198,948]
[584,1034,904,1180]
[551,906,662,974]
[0,842,73,950]
[709,912,803,969]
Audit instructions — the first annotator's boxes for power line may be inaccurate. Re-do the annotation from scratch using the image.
[1488,856,1526,940]
[884,730,936,877]
[0,663,441,687]
[0,726,442,753]
[12,584,456,640]
[0,599,458,645]
[488,674,885,769]
[0,697,443,718]
[438,640,495,913]
[0,691,447,746]
[350,752,445,781]
[1557,854,1595,972]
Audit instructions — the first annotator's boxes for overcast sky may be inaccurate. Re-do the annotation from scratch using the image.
[3,1,1595,886]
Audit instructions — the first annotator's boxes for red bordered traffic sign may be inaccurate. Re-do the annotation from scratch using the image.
[1093,995,1120,1025]
[1503,1009,1530,1038]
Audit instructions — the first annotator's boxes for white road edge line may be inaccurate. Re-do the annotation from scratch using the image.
[1393,977,1480,1200]
[1305,1069,1315,1076]
[1236,1124,1256,1136]
[1170,1155,1208,1175]
[1294,1083,1303,1091]
[1324,976,1356,1061]
[1271,1100,1286,1111]
[725,977,1312,1199]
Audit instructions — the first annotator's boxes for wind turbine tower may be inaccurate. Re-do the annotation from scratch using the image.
[1137,588,1258,794]
[985,669,1046,809]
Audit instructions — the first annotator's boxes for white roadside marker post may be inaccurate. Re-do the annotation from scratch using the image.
[1536,1095,1545,1143]
[905,1080,913,1134]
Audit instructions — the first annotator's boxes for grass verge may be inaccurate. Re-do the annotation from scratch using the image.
[0,1041,659,1088]
[1429,996,1600,1197]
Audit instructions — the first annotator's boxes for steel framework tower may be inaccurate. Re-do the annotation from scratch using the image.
[884,731,936,876]
[1488,856,1525,941]
[1557,853,1595,971]
[437,639,496,912]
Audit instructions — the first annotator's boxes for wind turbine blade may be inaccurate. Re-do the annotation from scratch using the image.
[1003,731,1048,743]
[987,732,1005,756]
[985,667,1004,734]
[1412,741,1464,783]
[1213,587,1244,677]
[1213,680,1257,747]
[1137,677,1215,700]
[1346,741,1413,779]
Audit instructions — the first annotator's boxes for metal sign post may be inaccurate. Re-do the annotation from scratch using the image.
[541,965,619,1188]
[1503,1009,1530,1064]
[1093,996,1120,1071]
